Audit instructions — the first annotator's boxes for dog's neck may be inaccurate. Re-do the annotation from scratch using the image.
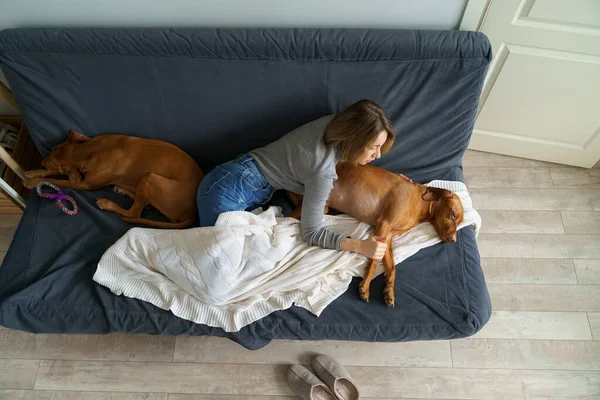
[417,186,435,223]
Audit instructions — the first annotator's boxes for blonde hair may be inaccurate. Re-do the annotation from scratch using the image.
[324,99,395,164]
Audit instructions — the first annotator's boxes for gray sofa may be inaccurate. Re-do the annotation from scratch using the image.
[0,28,491,349]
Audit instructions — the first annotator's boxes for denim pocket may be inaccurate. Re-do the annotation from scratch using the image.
[241,169,270,192]
[197,166,231,196]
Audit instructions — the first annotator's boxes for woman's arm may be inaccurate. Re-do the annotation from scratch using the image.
[301,176,387,260]
[300,176,346,250]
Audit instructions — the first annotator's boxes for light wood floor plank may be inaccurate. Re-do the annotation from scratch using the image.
[0,390,167,400]
[463,150,561,168]
[488,284,600,312]
[1,209,20,264]
[168,396,467,400]
[589,313,600,340]
[477,234,600,259]
[0,227,17,252]
[478,210,564,234]
[470,188,600,211]
[551,168,600,188]
[575,260,600,284]
[34,361,290,395]
[0,331,175,362]
[464,167,553,188]
[451,339,600,370]
[173,337,451,367]
[33,360,600,398]
[0,360,39,389]
[481,258,577,284]
[0,207,22,214]
[0,214,21,228]
[561,211,600,234]
[342,367,599,399]
[473,311,593,340]
[168,395,298,400]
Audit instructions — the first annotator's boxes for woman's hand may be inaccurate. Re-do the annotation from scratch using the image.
[341,236,388,260]
[360,236,388,260]
[397,173,412,183]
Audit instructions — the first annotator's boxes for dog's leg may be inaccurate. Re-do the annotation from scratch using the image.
[25,169,57,179]
[24,167,116,191]
[24,168,88,189]
[113,186,136,200]
[358,259,378,302]
[114,186,149,211]
[289,207,302,220]
[382,242,396,307]
[358,219,392,303]
[287,192,302,207]
[97,176,155,218]
[96,197,144,218]
[287,192,304,219]
[23,177,95,190]
[98,173,186,225]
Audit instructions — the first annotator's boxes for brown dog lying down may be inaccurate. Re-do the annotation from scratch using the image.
[288,162,464,306]
[24,130,204,229]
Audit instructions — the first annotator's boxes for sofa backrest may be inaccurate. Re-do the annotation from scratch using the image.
[0,28,490,181]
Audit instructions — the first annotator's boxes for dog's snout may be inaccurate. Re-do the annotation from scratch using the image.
[441,233,457,243]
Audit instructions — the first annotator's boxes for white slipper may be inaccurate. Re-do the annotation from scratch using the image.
[312,354,360,400]
[287,364,337,400]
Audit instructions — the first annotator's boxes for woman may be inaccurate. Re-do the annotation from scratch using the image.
[197,99,395,260]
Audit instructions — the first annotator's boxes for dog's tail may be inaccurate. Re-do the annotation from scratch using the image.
[120,217,195,229]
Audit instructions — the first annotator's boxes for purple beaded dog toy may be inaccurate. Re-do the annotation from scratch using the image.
[36,181,78,215]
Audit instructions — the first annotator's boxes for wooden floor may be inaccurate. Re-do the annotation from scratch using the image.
[0,150,599,399]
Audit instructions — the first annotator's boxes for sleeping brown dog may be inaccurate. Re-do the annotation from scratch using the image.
[24,130,204,228]
[288,162,464,306]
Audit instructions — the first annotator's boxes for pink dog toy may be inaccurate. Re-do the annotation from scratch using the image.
[36,181,78,215]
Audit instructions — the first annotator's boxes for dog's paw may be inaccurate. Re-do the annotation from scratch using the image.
[23,177,41,189]
[358,280,370,302]
[113,186,124,195]
[286,192,299,206]
[288,210,302,220]
[96,198,112,210]
[25,169,51,179]
[383,287,395,308]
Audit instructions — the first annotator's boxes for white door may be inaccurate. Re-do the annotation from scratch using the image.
[468,0,600,168]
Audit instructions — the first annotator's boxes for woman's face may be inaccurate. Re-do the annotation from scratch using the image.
[357,130,388,165]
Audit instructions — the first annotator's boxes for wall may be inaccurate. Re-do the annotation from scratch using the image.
[1,0,467,30]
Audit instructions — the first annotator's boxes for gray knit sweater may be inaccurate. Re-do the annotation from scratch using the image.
[249,115,346,250]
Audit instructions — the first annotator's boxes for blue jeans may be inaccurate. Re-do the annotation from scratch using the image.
[197,154,275,226]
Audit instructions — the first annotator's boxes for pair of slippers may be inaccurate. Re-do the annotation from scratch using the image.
[287,354,360,400]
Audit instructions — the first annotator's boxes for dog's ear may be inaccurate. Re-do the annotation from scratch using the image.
[68,129,91,143]
[422,187,452,202]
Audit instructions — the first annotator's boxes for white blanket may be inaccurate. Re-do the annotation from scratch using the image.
[93,180,481,332]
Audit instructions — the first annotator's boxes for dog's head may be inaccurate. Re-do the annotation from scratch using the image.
[42,130,91,173]
[422,187,464,243]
